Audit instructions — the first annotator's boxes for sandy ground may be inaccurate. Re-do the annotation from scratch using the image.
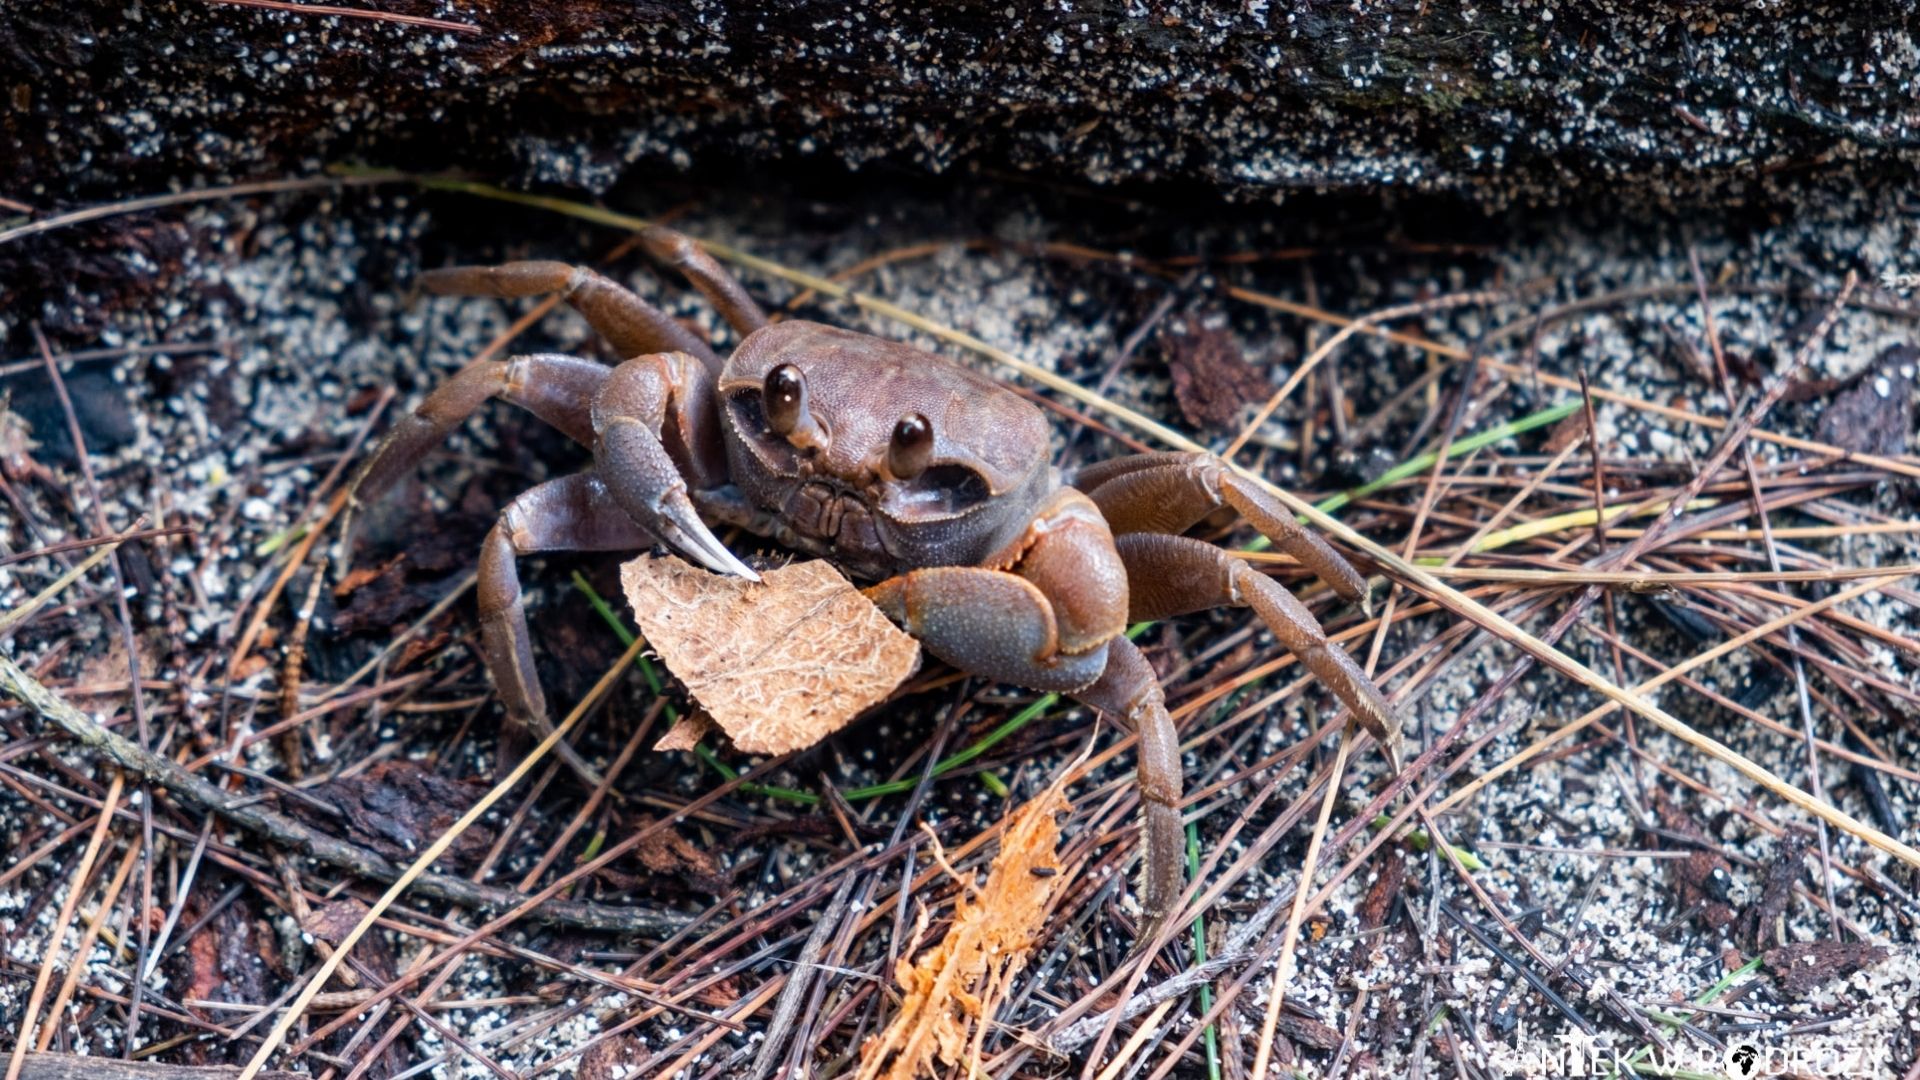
[1,168,1917,1076]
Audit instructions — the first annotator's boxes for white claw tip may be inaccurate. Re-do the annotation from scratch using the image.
[706,544,760,583]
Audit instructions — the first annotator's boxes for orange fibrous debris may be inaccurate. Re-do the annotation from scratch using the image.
[857,778,1071,1080]
[620,554,921,755]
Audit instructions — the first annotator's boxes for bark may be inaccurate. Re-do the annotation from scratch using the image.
[5,1,1916,204]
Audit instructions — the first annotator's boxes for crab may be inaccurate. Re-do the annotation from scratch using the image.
[344,226,1400,935]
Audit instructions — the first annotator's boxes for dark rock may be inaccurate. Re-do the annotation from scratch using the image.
[6,367,138,467]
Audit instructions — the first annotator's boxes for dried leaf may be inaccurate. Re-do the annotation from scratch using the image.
[301,899,371,945]
[857,777,1070,1080]
[297,760,493,868]
[621,554,920,754]
[653,710,714,752]
[1764,940,1890,996]
[633,813,728,892]
[1816,343,1915,456]
[1357,847,1406,933]
[578,1033,641,1080]
[1650,788,1736,932]
[1276,1011,1344,1051]
[1162,314,1271,431]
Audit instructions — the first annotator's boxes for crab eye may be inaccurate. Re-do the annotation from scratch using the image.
[888,413,933,480]
[764,364,806,437]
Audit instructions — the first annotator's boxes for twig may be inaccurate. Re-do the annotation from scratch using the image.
[33,321,162,1051]
[0,652,683,935]
[194,0,480,33]
[143,817,214,980]
[276,560,328,778]
[0,527,189,569]
[15,1054,303,1080]
[0,525,144,640]
[0,177,366,248]
[748,868,859,1080]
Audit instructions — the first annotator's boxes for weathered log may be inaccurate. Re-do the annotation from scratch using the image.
[4,1,1916,203]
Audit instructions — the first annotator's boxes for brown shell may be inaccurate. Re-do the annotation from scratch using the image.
[721,320,1050,495]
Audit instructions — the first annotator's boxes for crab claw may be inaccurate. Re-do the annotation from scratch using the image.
[596,415,760,583]
[654,488,761,582]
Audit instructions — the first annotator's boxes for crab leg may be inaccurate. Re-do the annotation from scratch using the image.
[866,489,1191,931]
[1079,452,1372,614]
[867,567,1182,924]
[478,473,657,784]
[636,226,769,336]
[1114,532,1401,768]
[343,353,611,557]
[421,261,720,368]
[1072,637,1187,940]
[867,569,1188,937]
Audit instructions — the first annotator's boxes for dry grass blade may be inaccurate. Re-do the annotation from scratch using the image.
[195,0,480,33]
[1250,731,1352,1080]
[5,772,124,1080]
[0,522,145,639]
[232,634,649,1080]
[37,834,144,1051]
[1402,563,1920,586]
[1438,570,1911,815]
[0,177,370,247]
